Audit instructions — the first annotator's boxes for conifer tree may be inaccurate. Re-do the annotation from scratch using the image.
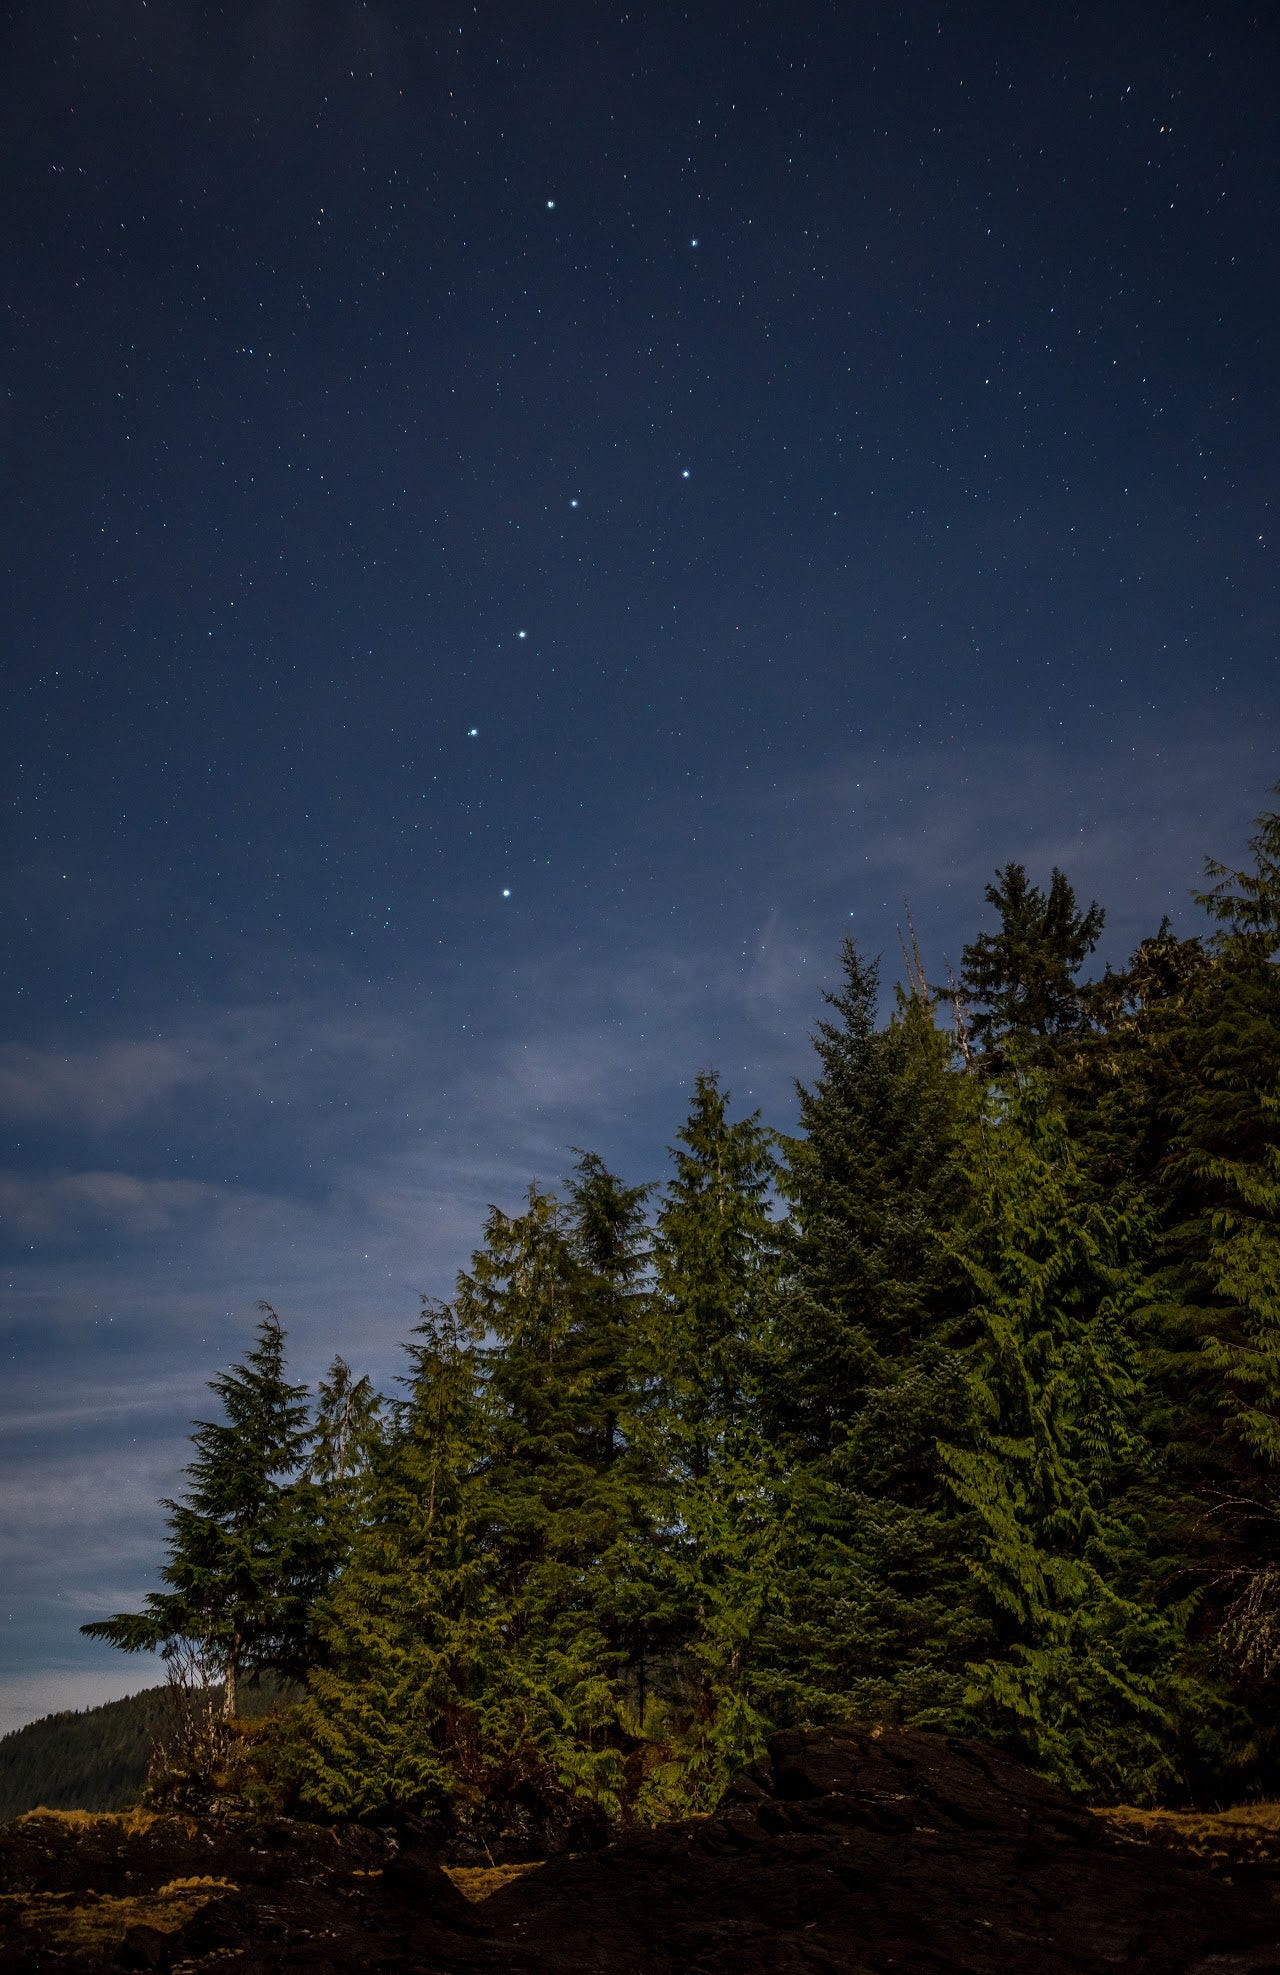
[304,1356,387,1598]
[1152,799,1280,1709]
[1182,796,1280,1462]
[564,1151,667,1734]
[310,1356,385,1490]
[941,1084,1195,1798]
[565,1149,651,1467]
[82,1305,319,1718]
[776,942,971,1450]
[1052,916,1210,1187]
[456,1184,633,1811]
[293,1302,500,1818]
[645,1073,785,1801]
[651,1074,777,1473]
[768,944,984,1727]
[960,864,1105,1070]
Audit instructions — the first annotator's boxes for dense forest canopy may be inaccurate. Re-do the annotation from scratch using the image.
[82,795,1280,1820]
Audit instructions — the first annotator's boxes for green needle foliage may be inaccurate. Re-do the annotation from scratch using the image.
[960,863,1105,1070]
[941,1084,1193,1798]
[1179,799,1280,1468]
[643,1073,784,1803]
[293,1302,500,1819]
[82,1305,323,1718]
[775,942,972,1450]
[1148,799,1280,1734]
[768,945,985,1728]
[86,792,1280,1816]
[456,1182,636,1812]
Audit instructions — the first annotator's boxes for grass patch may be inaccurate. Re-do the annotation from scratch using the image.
[15,1804,166,1835]
[1101,1801,1280,1869]
[2,1879,234,1952]
[445,1862,546,1903]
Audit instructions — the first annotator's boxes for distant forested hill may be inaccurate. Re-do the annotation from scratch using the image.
[0,1680,296,1820]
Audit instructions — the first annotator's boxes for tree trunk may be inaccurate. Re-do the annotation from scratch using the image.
[223,1642,239,1720]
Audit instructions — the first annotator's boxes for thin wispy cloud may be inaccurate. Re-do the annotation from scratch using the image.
[0,1039,213,1129]
[0,1170,224,1241]
[761,720,1277,967]
[3,720,1275,1732]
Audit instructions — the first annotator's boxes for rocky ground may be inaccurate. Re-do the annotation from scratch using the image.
[4,1727,1280,1973]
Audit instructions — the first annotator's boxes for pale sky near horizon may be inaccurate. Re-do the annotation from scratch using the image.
[3,0,1277,1736]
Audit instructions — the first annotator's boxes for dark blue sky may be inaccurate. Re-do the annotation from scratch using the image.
[3,0,1277,1732]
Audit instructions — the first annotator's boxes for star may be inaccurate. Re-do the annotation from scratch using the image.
[681,469,690,479]
[517,629,528,639]
[501,888,512,897]
[467,727,479,737]
[546,199,556,210]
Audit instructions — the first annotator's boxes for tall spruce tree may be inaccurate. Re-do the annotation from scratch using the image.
[309,1356,385,1490]
[644,1073,785,1804]
[455,1184,634,1811]
[940,1084,1197,1799]
[1181,796,1280,1465]
[565,1150,651,1468]
[83,1306,320,1717]
[960,864,1105,1071]
[767,944,985,1727]
[1150,799,1280,1735]
[650,1074,778,1475]
[293,1302,501,1819]
[775,942,972,1449]
[564,1151,668,1738]
[304,1356,387,1614]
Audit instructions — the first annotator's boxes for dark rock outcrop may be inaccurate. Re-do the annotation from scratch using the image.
[6,1728,1280,1972]
[0,1809,482,1972]
[480,1727,1280,1972]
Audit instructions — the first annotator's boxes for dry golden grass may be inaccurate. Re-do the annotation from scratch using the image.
[1,1878,235,1951]
[445,1861,545,1903]
[1101,1801,1280,1868]
[16,1804,166,1834]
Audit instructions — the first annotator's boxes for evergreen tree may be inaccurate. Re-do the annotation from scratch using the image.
[775,941,971,1451]
[83,1306,320,1717]
[644,1074,785,1802]
[96,787,1280,1820]
[768,944,985,1727]
[1182,797,1280,1466]
[304,1355,387,1611]
[960,864,1105,1070]
[1065,920,1210,1159]
[455,1184,634,1811]
[309,1356,385,1490]
[651,1074,778,1476]
[564,1151,667,1738]
[1152,799,1280,1726]
[565,1149,652,1468]
[941,1084,1197,1799]
[293,1302,500,1819]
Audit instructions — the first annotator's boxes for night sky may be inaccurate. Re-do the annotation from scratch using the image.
[3,0,1277,1734]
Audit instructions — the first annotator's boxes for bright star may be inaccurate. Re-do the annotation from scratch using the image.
[517,629,528,639]
[502,888,512,898]
[681,469,690,479]
[546,200,556,210]
[467,727,479,737]
[570,498,579,507]
[690,237,699,247]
